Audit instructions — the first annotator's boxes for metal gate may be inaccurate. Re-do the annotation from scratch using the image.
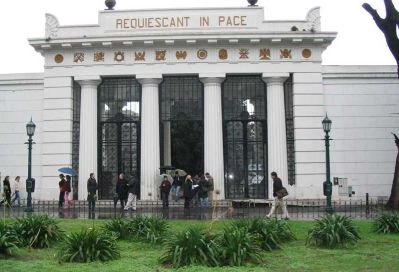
[160,76,204,175]
[223,75,267,199]
[98,78,141,199]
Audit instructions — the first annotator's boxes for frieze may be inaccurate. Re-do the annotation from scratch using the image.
[55,47,314,65]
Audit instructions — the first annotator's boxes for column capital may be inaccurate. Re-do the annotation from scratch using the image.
[262,73,289,84]
[136,74,163,85]
[75,75,101,87]
[199,74,226,85]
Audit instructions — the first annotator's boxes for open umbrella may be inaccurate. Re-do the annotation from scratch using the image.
[58,167,78,176]
[159,174,173,183]
[171,169,187,177]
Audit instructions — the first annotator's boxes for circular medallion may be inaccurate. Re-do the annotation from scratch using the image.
[302,49,312,59]
[54,54,64,63]
[197,49,208,60]
[219,49,228,60]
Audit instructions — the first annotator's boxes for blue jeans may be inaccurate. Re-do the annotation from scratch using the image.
[200,197,210,208]
[161,191,169,208]
[171,186,181,202]
[12,191,21,206]
[88,200,95,211]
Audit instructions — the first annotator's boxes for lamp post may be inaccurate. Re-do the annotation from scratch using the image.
[322,114,334,214]
[25,118,36,213]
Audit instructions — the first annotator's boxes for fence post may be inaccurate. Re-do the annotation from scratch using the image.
[366,193,370,218]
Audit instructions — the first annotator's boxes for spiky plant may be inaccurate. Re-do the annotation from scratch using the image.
[160,227,219,268]
[58,228,120,263]
[102,218,132,240]
[130,216,168,244]
[373,213,399,234]
[0,222,19,255]
[306,214,360,248]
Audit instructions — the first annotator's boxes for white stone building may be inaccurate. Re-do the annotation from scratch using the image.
[0,5,398,201]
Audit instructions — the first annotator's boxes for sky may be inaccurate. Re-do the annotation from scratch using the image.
[0,0,396,74]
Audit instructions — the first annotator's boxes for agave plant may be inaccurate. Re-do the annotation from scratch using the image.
[373,213,399,234]
[130,216,168,244]
[102,218,132,240]
[58,228,120,263]
[266,218,296,243]
[306,214,360,248]
[15,214,63,248]
[160,227,219,268]
[0,223,19,255]
[218,225,261,266]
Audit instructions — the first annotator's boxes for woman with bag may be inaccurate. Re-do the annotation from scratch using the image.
[266,172,289,219]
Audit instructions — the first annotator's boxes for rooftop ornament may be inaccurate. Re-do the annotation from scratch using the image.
[105,0,116,10]
[248,0,258,6]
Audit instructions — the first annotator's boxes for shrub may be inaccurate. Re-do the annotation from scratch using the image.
[58,228,120,263]
[103,218,132,240]
[373,213,399,234]
[130,216,168,244]
[160,227,219,268]
[0,223,19,255]
[218,225,261,266]
[306,214,360,248]
[266,218,296,243]
[15,214,63,248]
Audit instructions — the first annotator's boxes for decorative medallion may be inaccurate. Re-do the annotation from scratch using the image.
[302,49,312,58]
[54,54,64,63]
[73,52,84,63]
[239,48,249,59]
[197,49,208,60]
[259,48,271,60]
[280,49,292,59]
[135,51,145,61]
[155,50,166,61]
[114,51,125,62]
[94,52,105,62]
[176,51,187,60]
[219,49,228,60]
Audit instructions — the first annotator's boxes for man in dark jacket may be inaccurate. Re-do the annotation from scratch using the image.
[58,174,67,208]
[198,175,210,208]
[1,176,11,207]
[87,173,98,211]
[267,172,289,219]
[116,173,128,209]
[124,176,139,211]
[171,171,182,202]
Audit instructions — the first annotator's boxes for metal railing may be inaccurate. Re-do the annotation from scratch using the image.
[0,195,394,220]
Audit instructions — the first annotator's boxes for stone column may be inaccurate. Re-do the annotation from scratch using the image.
[137,76,162,200]
[76,76,101,200]
[263,73,289,198]
[200,74,226,200]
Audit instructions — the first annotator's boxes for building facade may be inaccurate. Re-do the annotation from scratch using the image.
[0,5,398,201]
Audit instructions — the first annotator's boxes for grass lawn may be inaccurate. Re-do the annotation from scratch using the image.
[1,218,398,272]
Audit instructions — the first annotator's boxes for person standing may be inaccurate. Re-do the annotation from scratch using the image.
[159,175,172,208]
[267,172,289,219]
[205,173,214,204]
[116,173,128,209]
[58,174,67,208]
[124,176,139,211]
[198,175,210,208]
[183,175,193,209]
[171,171,183,202]
[1,176,11,207]
[64,175,72,207]
[11,176,21,207]
[87,173,98,212]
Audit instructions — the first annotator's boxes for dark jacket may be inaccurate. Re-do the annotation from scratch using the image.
[3,179,11,195]
[65,178,72,193]
[172,176,183,187]
[183,179,192,198]
[272,177,283,197]
[198,178,210,198]
[127,178,140,195]
[87,178,98,197]
[159,179,171,193]
[59,178,67,193]
[116,178,128,197]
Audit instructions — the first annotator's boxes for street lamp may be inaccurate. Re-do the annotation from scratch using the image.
[322,114,334,214]
[25,118,36,213]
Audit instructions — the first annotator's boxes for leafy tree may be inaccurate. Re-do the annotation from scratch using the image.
[362,0,399,77]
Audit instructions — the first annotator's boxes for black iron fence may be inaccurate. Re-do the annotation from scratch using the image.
[0,196,395,220]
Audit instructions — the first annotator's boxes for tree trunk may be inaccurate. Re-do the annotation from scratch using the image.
[387,134,399,209]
